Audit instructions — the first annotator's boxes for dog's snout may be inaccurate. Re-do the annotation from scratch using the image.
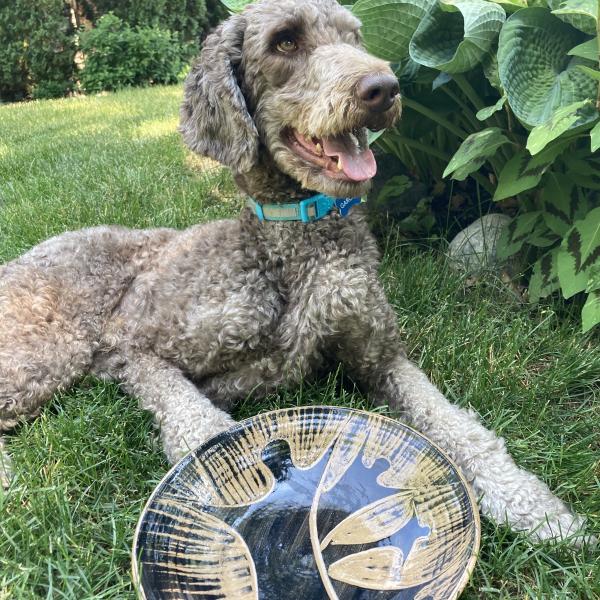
[357,74,400,114]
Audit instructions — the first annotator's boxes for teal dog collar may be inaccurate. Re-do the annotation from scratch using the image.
[247,194,362,223]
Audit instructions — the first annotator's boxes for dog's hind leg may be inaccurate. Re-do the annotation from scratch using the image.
[0,266,98,486]
[0,269,97,431]
[113,353,235,464]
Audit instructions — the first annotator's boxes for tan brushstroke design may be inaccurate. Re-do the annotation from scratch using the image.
[182,407,346,508]
[328,546,406,590]
[326,484,473,594]
[320,490,414,549]
[147,501,258,599]
[133,407,480,600]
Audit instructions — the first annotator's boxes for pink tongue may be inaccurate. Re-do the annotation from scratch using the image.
[322,134,377,181]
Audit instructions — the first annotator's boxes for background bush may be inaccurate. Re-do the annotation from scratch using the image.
[0,0,76,101]
[0,0,225,101]
[79,14,191,93]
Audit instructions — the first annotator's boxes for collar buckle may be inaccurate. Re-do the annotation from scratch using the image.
[298,194,335,223]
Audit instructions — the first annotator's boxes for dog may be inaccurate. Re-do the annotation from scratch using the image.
[0,0,591,545]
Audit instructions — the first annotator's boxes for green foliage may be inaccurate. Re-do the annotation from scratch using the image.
[497,8,596,127]
[79,14,191,94]
[443,127,511,180]
[0,0,75,101]
[76,0,210,42]
[0,0,225,100]
[349,0,600,331]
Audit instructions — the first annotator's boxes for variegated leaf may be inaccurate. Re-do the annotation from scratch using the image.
[493,143,568,201]
[320,490,414,549]
[541,172,592,236]
[529,248,561,302]
[526,100,598,155]
[496,211,543,258]
[527,222,560,248]
[557,206,600,298]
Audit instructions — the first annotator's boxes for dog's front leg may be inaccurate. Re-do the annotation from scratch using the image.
[337,280,591,545]
[118,353,235,464]
[367,355,592,545]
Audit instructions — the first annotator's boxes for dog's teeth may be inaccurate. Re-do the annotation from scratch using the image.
[336,158,343,170]
[315,143,323,155]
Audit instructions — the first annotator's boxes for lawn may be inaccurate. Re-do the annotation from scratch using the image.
[0,85,599,599]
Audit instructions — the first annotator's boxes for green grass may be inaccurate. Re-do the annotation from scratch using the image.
[1,86,599,599]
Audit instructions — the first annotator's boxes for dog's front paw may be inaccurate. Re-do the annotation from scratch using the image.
[528,508,596,548]
[161,408,236,465]
[478,468,595,548]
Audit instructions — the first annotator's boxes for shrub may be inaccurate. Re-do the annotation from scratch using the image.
[79,14,191,94]
[0,0,75,101]
[76,0,210,42]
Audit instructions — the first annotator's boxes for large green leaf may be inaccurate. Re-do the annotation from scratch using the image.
[557,206,600,298]
[409,0,506,73]
[443,127,511,179]
[529,247,561,301]
[353,0,436,61]
[493,142,567,200]
[526,100,598,154]
[552,0,597,35]
[497,8,597,127]
[582,290,600,331]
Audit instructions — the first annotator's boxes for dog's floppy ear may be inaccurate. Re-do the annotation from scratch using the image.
[179,15,259,173]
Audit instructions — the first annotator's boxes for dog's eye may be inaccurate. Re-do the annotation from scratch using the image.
[276,38,298,53]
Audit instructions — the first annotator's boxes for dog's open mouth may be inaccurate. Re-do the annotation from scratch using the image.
[283,128,376,182]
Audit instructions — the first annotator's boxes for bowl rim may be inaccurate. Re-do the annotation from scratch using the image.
[131,405,481,600]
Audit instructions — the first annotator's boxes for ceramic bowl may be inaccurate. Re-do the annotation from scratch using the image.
[133,406,480,599]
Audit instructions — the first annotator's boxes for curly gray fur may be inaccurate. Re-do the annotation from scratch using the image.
[0,0,593,546]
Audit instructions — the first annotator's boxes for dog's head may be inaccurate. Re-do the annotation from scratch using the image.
[180,0,401,199]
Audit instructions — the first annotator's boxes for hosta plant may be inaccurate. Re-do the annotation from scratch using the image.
[219,0,600,331]
[354,0,600,332]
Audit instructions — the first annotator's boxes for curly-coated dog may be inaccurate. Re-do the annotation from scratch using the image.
[0,0,592,545]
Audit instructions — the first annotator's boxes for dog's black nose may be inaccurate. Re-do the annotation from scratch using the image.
[357,74,400,114]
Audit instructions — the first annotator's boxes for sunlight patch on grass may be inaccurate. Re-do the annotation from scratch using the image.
[134,116,179,140]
